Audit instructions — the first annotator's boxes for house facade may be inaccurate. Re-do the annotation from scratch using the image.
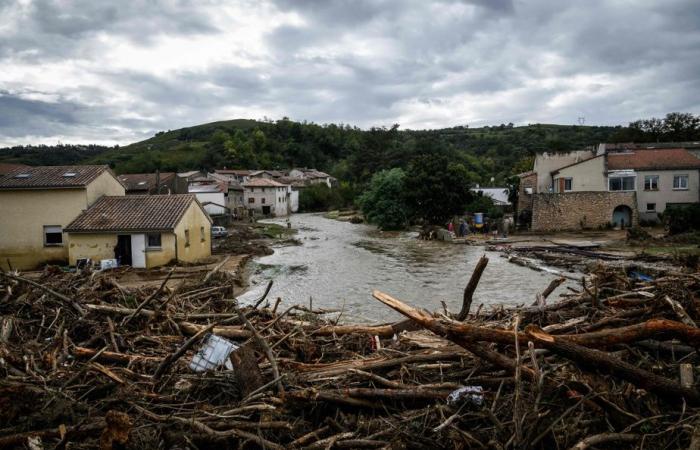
[188,181,228,216]
[520,145,700,231]
[65,195,211,269]
[243,178,290,216]
[0,165,125,270]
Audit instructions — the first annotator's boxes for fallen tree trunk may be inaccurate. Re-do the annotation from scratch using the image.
[526,325,700,404]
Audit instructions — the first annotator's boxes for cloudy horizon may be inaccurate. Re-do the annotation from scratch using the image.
[1,0,699,147]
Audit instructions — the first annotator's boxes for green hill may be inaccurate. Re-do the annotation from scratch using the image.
[82,119,625,184]
[0,118,634,183]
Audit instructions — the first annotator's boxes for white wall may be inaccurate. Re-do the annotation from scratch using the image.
[533,149,596,193]
[194,192,226,215]
[244,186,289,216]
[636,169,700,221]
[552,156,606,192]
[289,189,299,213]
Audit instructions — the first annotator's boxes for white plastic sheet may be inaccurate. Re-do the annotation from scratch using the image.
[189,334,239,372]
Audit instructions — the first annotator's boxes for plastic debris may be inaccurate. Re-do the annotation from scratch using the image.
[100,259,119,270]
[189,334,239,372]
[630,271,653,282]
[447,385,484,406]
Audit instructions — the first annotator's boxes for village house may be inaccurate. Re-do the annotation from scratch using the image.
[214,169,251,183]
[243,178,291,216]
[0,165,125,270]
[207,172,246,216]
[288,168,336,187]
[175,170,204,194]
[188,179,228,216]
[118,172,176,195]
[65,194,211,269]
[519,144,700,231]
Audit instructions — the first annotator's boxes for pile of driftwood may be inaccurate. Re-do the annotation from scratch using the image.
[1,258,700,449]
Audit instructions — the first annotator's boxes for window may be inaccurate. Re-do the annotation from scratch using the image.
[609,176,635,191]
[147,233,161,248]
[644,175,659,191]
[200,226,205,242]
[248,197,255,203]
[673,175,689,190]
[646,203,656,212]
[62,172,77,178]
[185,229,190,247]
[14,173,30,179]
[261,198,266,204]
[43,225,63,246]
[564,178,572,192]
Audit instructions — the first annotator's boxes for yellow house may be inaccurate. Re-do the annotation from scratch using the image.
[65,194,212,269]
[0,165,125,270]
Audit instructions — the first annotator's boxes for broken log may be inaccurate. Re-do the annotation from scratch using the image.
[456,255,489,320]
[526,325,700,404]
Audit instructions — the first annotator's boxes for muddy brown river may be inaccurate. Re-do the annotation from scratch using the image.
[239,213,568,323]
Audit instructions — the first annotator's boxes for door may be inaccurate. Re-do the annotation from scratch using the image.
[130,234,147,268]
[115,235,132,266]
[612,205,632,228]
[262,205,271,215]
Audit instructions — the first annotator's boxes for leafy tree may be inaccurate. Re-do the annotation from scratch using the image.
[403,154,474,225]
[358,168,409,230]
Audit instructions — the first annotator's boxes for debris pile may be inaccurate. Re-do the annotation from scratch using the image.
[1,259,700,449]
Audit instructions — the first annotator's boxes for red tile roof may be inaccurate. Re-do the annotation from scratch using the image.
[0,163,30,175]
[66,194,209,232]
[607,148,700,171]
[0,165,115,189]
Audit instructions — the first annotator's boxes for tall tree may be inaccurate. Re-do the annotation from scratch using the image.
[358,168,409,230]
[403,153,474,225]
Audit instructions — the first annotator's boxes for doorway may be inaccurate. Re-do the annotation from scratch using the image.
[262,205,271,215]
[115,235,132,266]
[612,205,632,228]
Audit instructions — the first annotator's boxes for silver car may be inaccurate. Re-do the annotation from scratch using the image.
[211,226,228,238]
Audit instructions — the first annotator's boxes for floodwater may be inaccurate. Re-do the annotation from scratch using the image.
[238,214,567,323]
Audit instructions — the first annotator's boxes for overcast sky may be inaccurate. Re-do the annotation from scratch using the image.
[1,0,699,146]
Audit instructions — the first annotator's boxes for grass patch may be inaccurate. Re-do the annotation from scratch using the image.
[254,222,296,239]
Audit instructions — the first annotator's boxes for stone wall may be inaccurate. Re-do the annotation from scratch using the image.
[517,172,537,214]
[531,191,638,232]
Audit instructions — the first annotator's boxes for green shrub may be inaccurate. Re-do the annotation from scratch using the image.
[663,204,700,234]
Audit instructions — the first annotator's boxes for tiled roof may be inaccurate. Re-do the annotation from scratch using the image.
[0,165,113,189]
[215,169,251,176]
[243,178,287,187]
[118,172,175,191]
[0,163,30,175]
[278,176,307,187]
[607,148,700,171]
[66,194,209,232]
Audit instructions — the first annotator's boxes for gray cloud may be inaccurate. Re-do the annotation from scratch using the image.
[0,0,698,145]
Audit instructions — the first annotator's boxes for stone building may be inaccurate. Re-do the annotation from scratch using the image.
[519,143,700,231]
